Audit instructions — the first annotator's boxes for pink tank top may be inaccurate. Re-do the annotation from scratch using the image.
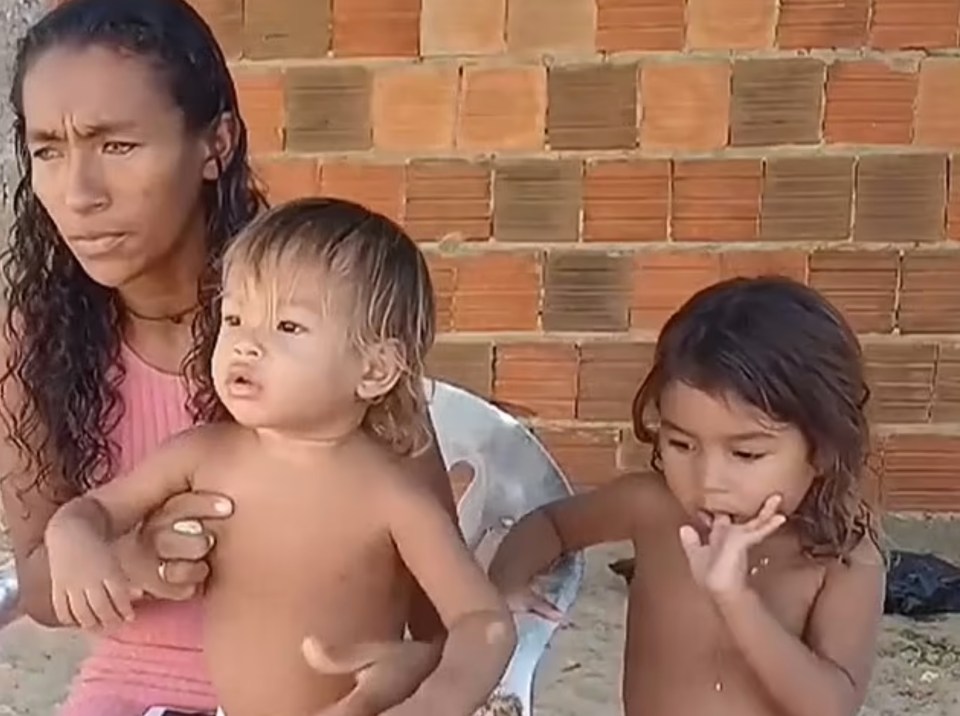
[59,344,218,716]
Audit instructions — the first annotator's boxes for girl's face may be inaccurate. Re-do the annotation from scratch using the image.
[657,381,817,523]
[22,44,218,290]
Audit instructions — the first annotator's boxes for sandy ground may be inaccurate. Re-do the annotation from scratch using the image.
[2,517,959,715]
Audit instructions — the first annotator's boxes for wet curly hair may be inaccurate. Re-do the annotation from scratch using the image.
[631,276,879,561]
[1,0,266,499]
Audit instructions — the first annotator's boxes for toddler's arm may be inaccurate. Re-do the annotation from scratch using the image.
[719,538,885,716]
[44,425,217,628]
[487,472,654,604]
[386,474,516,716]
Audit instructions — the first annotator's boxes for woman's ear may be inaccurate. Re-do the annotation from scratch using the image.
[201,112,239,181]
[356,340,405,403]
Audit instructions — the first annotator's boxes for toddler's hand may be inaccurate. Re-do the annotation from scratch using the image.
[504,585,563,622]
[678,495,785,602]
[47,522,136,629]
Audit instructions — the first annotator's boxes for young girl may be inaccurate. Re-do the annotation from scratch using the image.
[43,198,516,716]
[489,276,885,716]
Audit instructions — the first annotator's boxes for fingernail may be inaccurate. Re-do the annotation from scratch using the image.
[173,520,203,536]
[215,499,233,515]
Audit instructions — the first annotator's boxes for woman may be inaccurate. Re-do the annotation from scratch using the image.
[0,0,456,714]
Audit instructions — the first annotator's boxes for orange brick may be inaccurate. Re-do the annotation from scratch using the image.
[457,66,546,151]
[869,0,960,50]
[189,0,242,58]
[453,252,542,331]
[882,434,960,511]
[916,59,960,147]
[687,0,777,50]
[631,253,722,330]
[506,0,596,54]
[824,61,917,145]
[405,161,492,242]
[932,344,960,421]
[494,343,579,419]
[777,0,870,49]
[232,69,285,153]
[596,0,686,52]
[672,159,763,242]
[719,251,808,283]
[640,61,730,151]
[320,163,405,224]
[535,426,621,489]
[253,157,322,205]
[900,252,960,334]
[332,0,420,57]
[425,254,455,331]
[421,0,505,55]
[372,65,458,151]
[583,160,670,242]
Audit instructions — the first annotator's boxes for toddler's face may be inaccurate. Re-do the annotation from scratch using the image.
[210,267,364,435]
[656,381,816,524]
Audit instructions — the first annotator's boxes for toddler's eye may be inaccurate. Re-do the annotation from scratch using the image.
[667,438,692,452]
[222,314,240,327]
[277,320,305,334]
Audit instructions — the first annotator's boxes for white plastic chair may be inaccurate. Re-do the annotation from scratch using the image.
[0,378,584,714]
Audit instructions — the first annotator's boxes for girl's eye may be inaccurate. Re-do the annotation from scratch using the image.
[277,320,304,334]
[733,450,766,462]
[31,146,60,161]
[667,438,692,452]
[103,141,138,155]
[223,314,240,327]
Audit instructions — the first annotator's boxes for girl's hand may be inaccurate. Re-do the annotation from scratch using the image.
[679,495,786,602]
[504,584,563,622]
[124,491,233,601]
[304,637,440,716]
[47,523,137,629]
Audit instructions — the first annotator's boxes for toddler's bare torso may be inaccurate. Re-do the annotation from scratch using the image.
[623,479,827,716]
[195,428,412,716]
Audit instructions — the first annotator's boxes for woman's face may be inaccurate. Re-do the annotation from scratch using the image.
[22,44,218,290]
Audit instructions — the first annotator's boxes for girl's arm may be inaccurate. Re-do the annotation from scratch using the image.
[487,472,659,595]
[718,539,885,716]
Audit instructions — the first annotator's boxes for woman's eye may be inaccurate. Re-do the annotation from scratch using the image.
[31,146,60,161]
[733,450,766,462]
[223,314,240,327]
[277,320,304,334]
[103,141,138,155]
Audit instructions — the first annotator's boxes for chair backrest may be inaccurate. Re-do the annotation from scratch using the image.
[0,380,584,715]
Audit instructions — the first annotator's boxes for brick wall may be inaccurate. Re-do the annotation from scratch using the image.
[192,0,960,512]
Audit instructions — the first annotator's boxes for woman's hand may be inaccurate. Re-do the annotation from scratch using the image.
[118,490,233,601]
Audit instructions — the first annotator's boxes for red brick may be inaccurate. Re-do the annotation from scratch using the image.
[777,0,870,49]
[320,163,405,224]
[932,344,960,421]
[405,161,491,242]
[189,0,242,58]
[583,160,670,243]
[671,159,763,242]
[900,252,960,334]
[372,65,458,151]
[863,342,936,423]
[882,434,960,511]
[253,157,322,205]
[640,61,730,151]
[453,252,542,331]
[577,342,654,421]
[494,343,579,419]
[949,158,960,241]
[808,250,898,333]
[535,426,621,489]
[232,69,285,153]
[687,0,777,50]
[242,0,330,59]
[425,254,455,331]
[916,59,960,147]
[457,66,547,151]
[824,61,917,145]
[869,0,960,50]
[421,0,505,55]
[426,342,493,397]
[596,0,685,52]
[506,0,597,54]
[332,0,420,57]
[719,251,808,283]
[631,253,722,330]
